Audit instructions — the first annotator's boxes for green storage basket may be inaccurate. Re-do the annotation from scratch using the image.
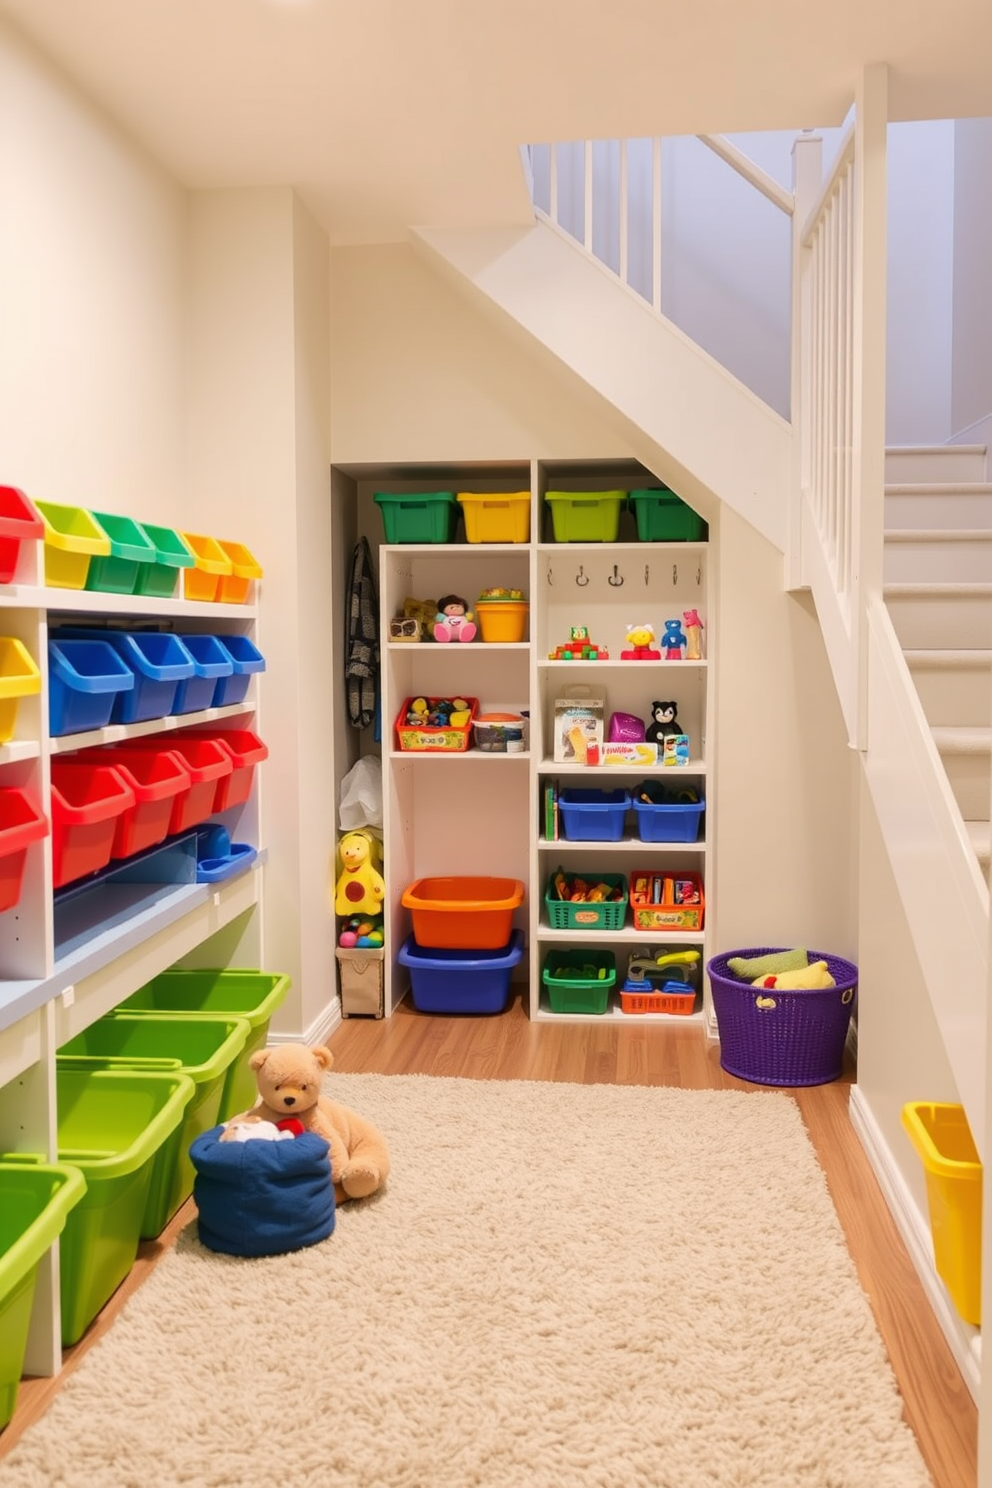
[628,489,707,542]
[544,490,625,543]
[133,523,195,598]
[545,872,627,931]
[57,1013,251,1237]
[84,511,158,595]
[542,950,616,1015]
[373,491,459,544]
[116,969,291,1120]
[0,1162,86,1428]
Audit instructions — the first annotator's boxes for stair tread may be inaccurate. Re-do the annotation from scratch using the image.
[885,528,992,542]
[887,444,988,455]
[885,482,992,495]
[965,820,991,864]
[931,724,992,752]
[904,648,992,665]
[885,582,992,595]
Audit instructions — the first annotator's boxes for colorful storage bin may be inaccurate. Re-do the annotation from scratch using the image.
[0,789,49,913]
[631,794,705,843]
[902,1102,982,1326]
[181,728,268,812]
[629,870,704,931]
[0,487,44,585]
[47,638,134,737]
[544,490,625,543]
[542,950,616,1015]
[123,737,232,835]
[619,985,698,1016]
[91,747,192,859]
[0,1162,86,1429]
[84,511,157,595]
[209,634,266,708]
[474,599,529,644]
[395,697,478,753]
[398,930,524,1014]
[180,533,233,602]
[117,969,291,1120]
[558,789,630,842]
[35,501,111,590]
[628,489,707,542]
[0,638,41,743]
[707,946,858,1088]
[50,762,136,887]
[401,876,524,951]
[57,1013,251,1238]
[170,633,234,715]
[545,871,627,931]
[57,628,196,724]
[457,491,530,544]
[215,540,262,604]
[373,491,459,545]
[132,523,195,598]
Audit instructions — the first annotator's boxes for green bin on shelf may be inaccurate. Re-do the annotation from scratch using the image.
[57,1013,251,1238]
[34,501,111,591]
[116,970,291,1120]
[0,1162,86,1429]
[84,511,157,595]
[133,523,195,599]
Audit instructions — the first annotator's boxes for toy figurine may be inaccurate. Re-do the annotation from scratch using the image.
[548,626,609,660]
[661,618,687,659]
[334,831,385,916]
[645,700,680,743]
[620,624,661,661]
[434,595,476,643]
[683,609,704,660]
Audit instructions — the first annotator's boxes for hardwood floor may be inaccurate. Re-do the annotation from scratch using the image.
[0,998,978,1486]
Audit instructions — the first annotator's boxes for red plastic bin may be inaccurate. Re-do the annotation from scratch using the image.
[124,737,232,834]
[0,487,44,584]
[0,788,49,911]
[50,763,136,888]
[88,748,193,859]
[180,729,268,812]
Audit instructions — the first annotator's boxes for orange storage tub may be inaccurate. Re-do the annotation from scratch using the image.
[215,541,262,604]
[180,534,232,603]
[400,876,524,950]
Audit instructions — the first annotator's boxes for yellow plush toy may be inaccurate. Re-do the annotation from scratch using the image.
[222,1042,390,1204]
[334,830,385,917]
[751,960,835,990]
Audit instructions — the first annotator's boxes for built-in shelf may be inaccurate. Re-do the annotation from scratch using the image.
[49,701,256,753]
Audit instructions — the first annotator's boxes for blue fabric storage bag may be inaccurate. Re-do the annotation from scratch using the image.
[190,1125,335,1257]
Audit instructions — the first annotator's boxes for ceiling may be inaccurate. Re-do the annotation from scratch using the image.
[3,0,991,244]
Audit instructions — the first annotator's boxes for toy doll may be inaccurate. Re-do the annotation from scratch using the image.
[434,594,476,643]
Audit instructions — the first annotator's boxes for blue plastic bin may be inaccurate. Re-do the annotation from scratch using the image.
[60,629,195,723]
[558,789,631,842]
[171,633,234,715]
[48,638,135,736]
[631,795,705,843]
[210,634,266,708]
[398,929,524,1014]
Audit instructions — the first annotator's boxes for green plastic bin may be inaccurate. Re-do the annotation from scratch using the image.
[542,950,616,1015]
[116,969,291,1120]
[3,1067,194,1344]
[132,523,195,598]
[373,491,459,544]
[57,1013,251,1238]
[544,489,625,542]
[628,489,707,542]
[84,511,157,595]
[0,1162,86,1429]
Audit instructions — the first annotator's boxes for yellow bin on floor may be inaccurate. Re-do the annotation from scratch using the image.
[902,1101,982,1326]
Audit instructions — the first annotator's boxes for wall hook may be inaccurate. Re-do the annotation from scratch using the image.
[546,565,554,586]
[672,563,678,586]
[696,564,702,586]
[576,565,589,587]
[644,564,650,586]
[608,564,624,587]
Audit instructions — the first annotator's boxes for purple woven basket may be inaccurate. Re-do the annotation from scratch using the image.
[707,946,858,1087]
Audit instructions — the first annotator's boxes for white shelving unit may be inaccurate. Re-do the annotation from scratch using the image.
[0,531,265,1381]
[366,458,714,1026]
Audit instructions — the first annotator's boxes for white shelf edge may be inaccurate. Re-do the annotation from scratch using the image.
[49,701,256,753]
[538,836,706,852]
[0,740,42,764]
[538,759,707,775]
[0,585,258,620]
[536,924,704,942]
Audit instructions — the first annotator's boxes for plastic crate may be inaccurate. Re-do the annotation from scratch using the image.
[619,986,698,1016]
[902,1102,982,1326]
[57,628,196,724]
[50,762,136,888]
[631,796,705,843]
[0,1162,86,1429]
[401,876,524,951]
[209,633,266,708]
[34,501,111,590]
[179,727,268,812]
[0,486,44,585]
[629,869,704,931]
[122,736,232,834]
[542,950,616,1014]
[474,600,529,644]
[180,533,233,602]
[395,697,478,752]
[84,510,157,595]
[0,788,49,913]
[57,1013,251,1238]
[47,638,135,737]
[707,947,858,1088]
[117,969,291,1120]
[558,789,630,842]
[132,522,195,598]
[373,491,459,544]
[170,633,234,714]
[215,540,262,604]
[544,490,625,542]
[0,637,41,743]
[91,747,192,859]
[629,489,707,542]
[545,871,627,931]
[456,491,530,544]
[398,930,524,1014]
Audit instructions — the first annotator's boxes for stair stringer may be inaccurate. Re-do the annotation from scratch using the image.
[412,221,793,554]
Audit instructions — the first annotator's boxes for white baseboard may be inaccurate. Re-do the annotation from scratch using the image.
[848,1084,981,1403]
[267,998,342,1049]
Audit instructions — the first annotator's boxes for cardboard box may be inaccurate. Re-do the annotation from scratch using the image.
[553,694,605,763]
[601,742,659,767]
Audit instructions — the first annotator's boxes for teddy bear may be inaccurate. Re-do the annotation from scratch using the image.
[221,1042,390,1204]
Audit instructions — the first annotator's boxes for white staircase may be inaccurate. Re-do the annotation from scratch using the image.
[884,446,992,886]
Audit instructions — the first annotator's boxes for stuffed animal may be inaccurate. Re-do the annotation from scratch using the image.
[752,960,836,991]
[222,1042,390,1204]
[334,831,386,917]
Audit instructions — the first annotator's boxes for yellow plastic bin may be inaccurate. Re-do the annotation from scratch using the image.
[215,540,263,604]
[180,533,233,603]
[0,638,41,743]
[457,491,531,544]
[35,501,111,590]
[902,1101,982,1326]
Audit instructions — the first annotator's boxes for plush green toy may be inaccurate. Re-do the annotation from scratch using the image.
[726,948,808,980]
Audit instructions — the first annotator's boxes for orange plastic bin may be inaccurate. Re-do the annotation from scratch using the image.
[400,876,524,950]
[125,737,232,834]
[90,748,193,859]
[216,541,262,605]
[50,763,135,888]
[179,534,232,603]
[0,789,48,912]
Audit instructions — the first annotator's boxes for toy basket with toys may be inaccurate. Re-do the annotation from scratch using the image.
[395,696,478,752]
[707,946,858,1087]
[545,869,627,931]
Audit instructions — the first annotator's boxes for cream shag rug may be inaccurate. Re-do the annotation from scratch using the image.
[1,1074,932,1488]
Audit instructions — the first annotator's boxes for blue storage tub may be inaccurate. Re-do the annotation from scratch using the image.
[59,629,195,723]
[398,929,524,1014]
[48,639,135,736]
[558,788,631,842]
[171,633,233,715]
[209,635,266,708]
[631,796,705,843]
